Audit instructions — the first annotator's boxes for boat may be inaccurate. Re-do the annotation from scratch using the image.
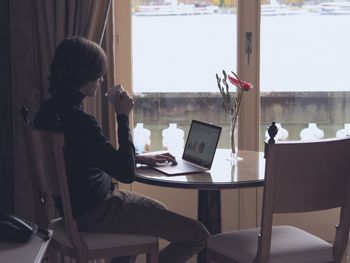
[261,4,289,16]
[133,3,218,16]
[319,2,350,15]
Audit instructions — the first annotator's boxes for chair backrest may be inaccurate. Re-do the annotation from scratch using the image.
[258,137,350,262]
[24,125,88,254]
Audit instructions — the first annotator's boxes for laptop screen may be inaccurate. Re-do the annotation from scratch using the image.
[182,120,222,168]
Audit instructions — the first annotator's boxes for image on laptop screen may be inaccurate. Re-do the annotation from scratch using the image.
[182,121,221,168]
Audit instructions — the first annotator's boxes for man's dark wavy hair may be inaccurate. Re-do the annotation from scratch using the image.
[48,36,107,95]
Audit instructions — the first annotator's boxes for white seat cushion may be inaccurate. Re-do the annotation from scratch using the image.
[207,225,333,263]
[51,220,158,250]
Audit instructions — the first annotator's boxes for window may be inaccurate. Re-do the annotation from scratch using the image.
[132,0,238,152]
[122,0,350,152]
[260,0,350,148]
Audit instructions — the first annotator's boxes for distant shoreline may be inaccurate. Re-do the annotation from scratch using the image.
[132,3,350,17]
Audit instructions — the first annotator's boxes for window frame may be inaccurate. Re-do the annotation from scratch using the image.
[237,0,260,151]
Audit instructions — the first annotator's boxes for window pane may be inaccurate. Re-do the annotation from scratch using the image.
[260,1,350,147]
[132,0,237,152]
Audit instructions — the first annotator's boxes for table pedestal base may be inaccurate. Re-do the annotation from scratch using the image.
[197,190,221,263]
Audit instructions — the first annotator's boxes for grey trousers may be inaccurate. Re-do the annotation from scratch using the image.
[77,189,210,263]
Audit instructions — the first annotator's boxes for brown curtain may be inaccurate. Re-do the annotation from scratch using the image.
[33,0,112,117]
[14,0,116,222]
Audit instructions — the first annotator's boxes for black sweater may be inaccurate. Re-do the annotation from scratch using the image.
[34,91,135,218]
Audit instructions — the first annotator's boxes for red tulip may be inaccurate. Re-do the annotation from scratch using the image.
[227,74,253,91]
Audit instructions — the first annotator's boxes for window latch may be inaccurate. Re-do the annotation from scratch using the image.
[245,32,252,65]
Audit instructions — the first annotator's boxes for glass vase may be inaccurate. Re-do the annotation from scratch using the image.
[229,114,242,164]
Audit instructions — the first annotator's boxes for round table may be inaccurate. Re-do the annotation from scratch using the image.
[135,149,265,263]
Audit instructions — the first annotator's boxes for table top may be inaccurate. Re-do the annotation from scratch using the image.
[0,231,52,263]
[135,149,265,190]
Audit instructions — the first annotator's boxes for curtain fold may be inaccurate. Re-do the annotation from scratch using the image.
[104,0,117,147]
[16,0,115,225]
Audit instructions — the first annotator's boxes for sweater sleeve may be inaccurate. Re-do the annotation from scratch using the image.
[117,114,135,152]
[68,111,136,184]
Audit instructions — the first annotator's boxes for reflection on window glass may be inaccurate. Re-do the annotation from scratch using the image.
[260,0,350,147]
[132,0,237,151]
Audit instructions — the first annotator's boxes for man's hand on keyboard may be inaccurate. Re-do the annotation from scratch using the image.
[136,152,177,167]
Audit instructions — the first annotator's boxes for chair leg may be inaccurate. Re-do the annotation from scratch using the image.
[146,244,159,263]
[75,257,88,263]
[206,248,212,263]
[146,253,158,263]
[48,246,59,263]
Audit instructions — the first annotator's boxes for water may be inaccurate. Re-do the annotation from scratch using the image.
[132,13,350,92]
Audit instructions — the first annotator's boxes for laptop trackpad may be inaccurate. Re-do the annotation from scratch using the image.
[155,159,207,175]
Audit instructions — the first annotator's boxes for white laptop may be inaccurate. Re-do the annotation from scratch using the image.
[154,120,222,176]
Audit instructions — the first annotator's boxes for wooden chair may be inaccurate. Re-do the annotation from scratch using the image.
[207,136,350,263]
[24,126,159,263]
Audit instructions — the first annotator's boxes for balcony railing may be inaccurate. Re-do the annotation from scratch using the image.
[133,92,350,151]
